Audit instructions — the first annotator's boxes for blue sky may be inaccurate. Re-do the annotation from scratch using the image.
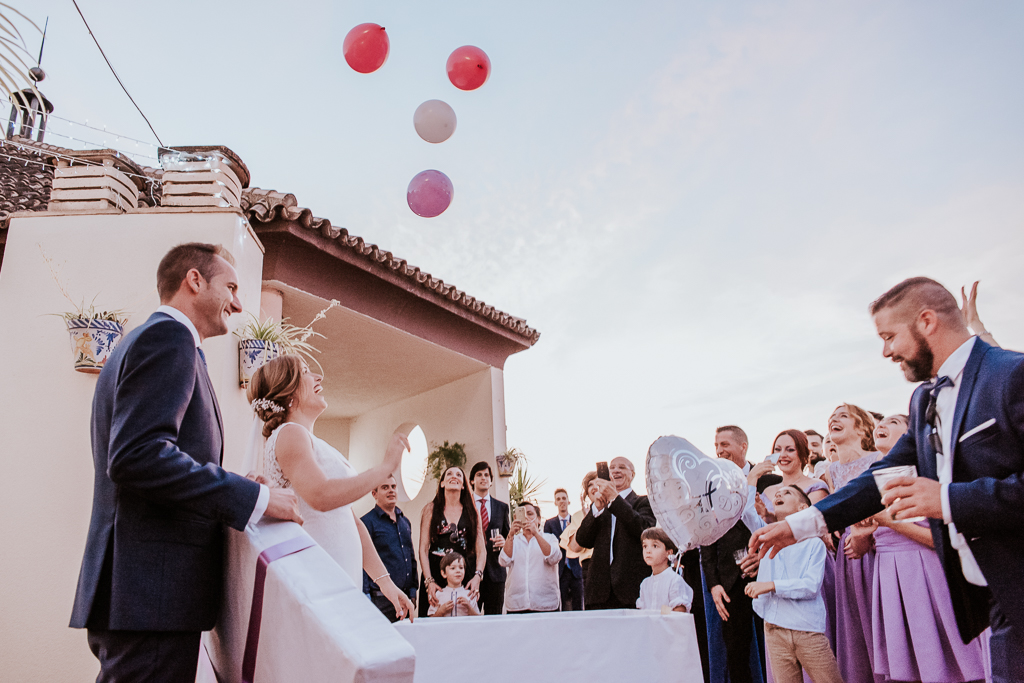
[29,1,1024,509]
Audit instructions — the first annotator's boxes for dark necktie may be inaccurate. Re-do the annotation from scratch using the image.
[560,517,567,532]
[924,375,954,454]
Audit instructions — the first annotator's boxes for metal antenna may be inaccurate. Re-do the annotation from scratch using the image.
[36,17,48,66]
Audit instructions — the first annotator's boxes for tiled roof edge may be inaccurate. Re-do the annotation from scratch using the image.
[241,187,540,345]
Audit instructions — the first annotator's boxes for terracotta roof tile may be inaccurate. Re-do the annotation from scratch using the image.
[0,138,56,225]
[241,187,540,345]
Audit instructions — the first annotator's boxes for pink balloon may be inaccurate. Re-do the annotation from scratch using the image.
[446,45,490,91]
[344,23,389,74]
[407,170,454,218]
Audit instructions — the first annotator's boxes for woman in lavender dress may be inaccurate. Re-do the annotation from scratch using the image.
[850,414,990,683]
[822,404,882,683]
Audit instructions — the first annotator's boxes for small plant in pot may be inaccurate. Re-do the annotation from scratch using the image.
[495,447,522,478]
[41,246,128,373]
[235,299,339,387]
[62,303,129,374]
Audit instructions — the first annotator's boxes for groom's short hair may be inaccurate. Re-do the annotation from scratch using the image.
[157,243,235,301]
[869,277,965,330]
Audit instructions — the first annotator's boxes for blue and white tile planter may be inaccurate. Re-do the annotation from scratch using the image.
[495,451,519,478]
[238,339,281,387]
[66,318,125,374]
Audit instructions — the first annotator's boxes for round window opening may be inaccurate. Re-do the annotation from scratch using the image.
[399,425,429,501]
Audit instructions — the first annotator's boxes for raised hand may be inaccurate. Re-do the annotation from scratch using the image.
[382,433,410,474]
[264,487,303,525]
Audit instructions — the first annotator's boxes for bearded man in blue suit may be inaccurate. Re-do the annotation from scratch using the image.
[70,243,303,682]
[751,277,1024,683]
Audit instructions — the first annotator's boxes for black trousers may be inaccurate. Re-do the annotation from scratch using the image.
[559,570,585,611]
[720,581,754,683]
[478,574,506,615]
[585,593,634,610]
[87,629,201,683]
[990,598,1024,683]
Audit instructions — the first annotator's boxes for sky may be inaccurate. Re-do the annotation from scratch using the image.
[26,1,1024,515]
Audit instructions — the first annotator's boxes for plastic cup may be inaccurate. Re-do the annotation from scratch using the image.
[873,465,925,523]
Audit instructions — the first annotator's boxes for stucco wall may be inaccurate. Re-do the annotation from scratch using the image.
[0,210,264,682]
[343,367,509,550]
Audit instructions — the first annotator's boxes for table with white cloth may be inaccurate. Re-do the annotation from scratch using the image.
[394,609,701,683]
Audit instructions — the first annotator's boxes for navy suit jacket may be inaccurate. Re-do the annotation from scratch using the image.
[70,312,260,632]
[480,497,510,584]
[816,339,1024,643]
[544,515,581,581]
[575,490,656,606]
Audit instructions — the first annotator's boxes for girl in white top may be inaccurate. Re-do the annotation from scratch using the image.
[636,528,692,612]
[499,502,562,613]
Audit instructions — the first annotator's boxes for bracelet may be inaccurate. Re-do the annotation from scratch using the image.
[372,572,390,584]
[425,576,436,586]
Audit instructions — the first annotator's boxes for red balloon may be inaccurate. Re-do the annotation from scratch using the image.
[446,46,490,91]
[344,23,389,74]
[407,170,454,218]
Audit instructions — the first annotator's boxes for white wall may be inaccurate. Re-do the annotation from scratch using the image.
[0,209,264,682]
[341,367,508,549]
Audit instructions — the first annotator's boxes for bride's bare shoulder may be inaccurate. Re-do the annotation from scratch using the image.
[274,424,314,461]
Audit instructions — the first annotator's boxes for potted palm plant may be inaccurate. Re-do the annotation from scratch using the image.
[235,299,339,386]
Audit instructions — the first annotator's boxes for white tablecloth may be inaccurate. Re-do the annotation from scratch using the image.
[394,609,701,683]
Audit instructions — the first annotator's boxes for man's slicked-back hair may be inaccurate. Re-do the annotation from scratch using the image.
[869,276,965,330]
[716,425,748,445]
[156,242,235,302]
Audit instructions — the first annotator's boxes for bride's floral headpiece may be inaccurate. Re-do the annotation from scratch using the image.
[251,397,285,415]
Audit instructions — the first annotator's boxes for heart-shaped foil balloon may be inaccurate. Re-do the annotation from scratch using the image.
[646,435,749,552]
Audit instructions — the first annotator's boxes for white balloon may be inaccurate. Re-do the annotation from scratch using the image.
[413,100,457,144]
[646,435,749,552]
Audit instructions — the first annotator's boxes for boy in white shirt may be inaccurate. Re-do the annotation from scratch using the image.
[428,552,480,617]
[636,528,692,612]
[745,486,841,683]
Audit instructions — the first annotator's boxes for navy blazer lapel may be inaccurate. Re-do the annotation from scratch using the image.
[912,387,940,480]
[949,340,989,464]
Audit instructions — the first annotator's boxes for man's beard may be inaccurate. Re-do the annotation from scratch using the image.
[901,327,935,383]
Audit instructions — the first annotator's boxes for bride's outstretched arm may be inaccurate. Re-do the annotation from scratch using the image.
[356,514,414,621]
[275,426,408,511]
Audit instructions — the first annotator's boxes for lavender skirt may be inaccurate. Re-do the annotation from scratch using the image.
[835,529,881,683]
[872,526,989,683]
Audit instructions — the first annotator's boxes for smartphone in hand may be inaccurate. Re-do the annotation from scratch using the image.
[596,461,610,480]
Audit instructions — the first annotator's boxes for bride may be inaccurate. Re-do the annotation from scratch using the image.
[245,354,414,620]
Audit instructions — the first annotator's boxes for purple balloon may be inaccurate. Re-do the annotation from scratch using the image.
[407,170,454,218]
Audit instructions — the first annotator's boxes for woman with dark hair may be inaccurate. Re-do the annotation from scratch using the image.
[750,430,830,523]
[246,355,414,620]
[417,466,486,618]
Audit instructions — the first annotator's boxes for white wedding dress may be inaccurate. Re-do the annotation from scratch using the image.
[263,422,363,584]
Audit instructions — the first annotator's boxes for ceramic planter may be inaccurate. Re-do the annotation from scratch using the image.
[495,451,519,478]
[239,339,281,387]
[66,318,125,374]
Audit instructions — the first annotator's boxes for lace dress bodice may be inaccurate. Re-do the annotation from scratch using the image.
[829,452,881,491]
[264,422,362,583]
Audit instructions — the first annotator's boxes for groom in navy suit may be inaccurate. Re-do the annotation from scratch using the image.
[70,243,302,682]
[751,277,1024,683]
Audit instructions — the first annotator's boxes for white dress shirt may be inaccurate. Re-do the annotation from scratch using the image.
[499,529,562,611]
[156,305,269,525]
[637,568,694,611]
[787,336,985,586]
[752,537,828,633]
[591,487,632,563]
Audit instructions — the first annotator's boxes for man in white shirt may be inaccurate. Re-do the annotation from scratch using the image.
[500,502,562,612]
[750,277,1024,683]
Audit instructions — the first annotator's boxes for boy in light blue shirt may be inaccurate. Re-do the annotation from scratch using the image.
[745,486,842,683]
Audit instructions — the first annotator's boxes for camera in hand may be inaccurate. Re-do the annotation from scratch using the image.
[596,461,610,480]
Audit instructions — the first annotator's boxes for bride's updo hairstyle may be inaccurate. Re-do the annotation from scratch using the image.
[247,355,304,437]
